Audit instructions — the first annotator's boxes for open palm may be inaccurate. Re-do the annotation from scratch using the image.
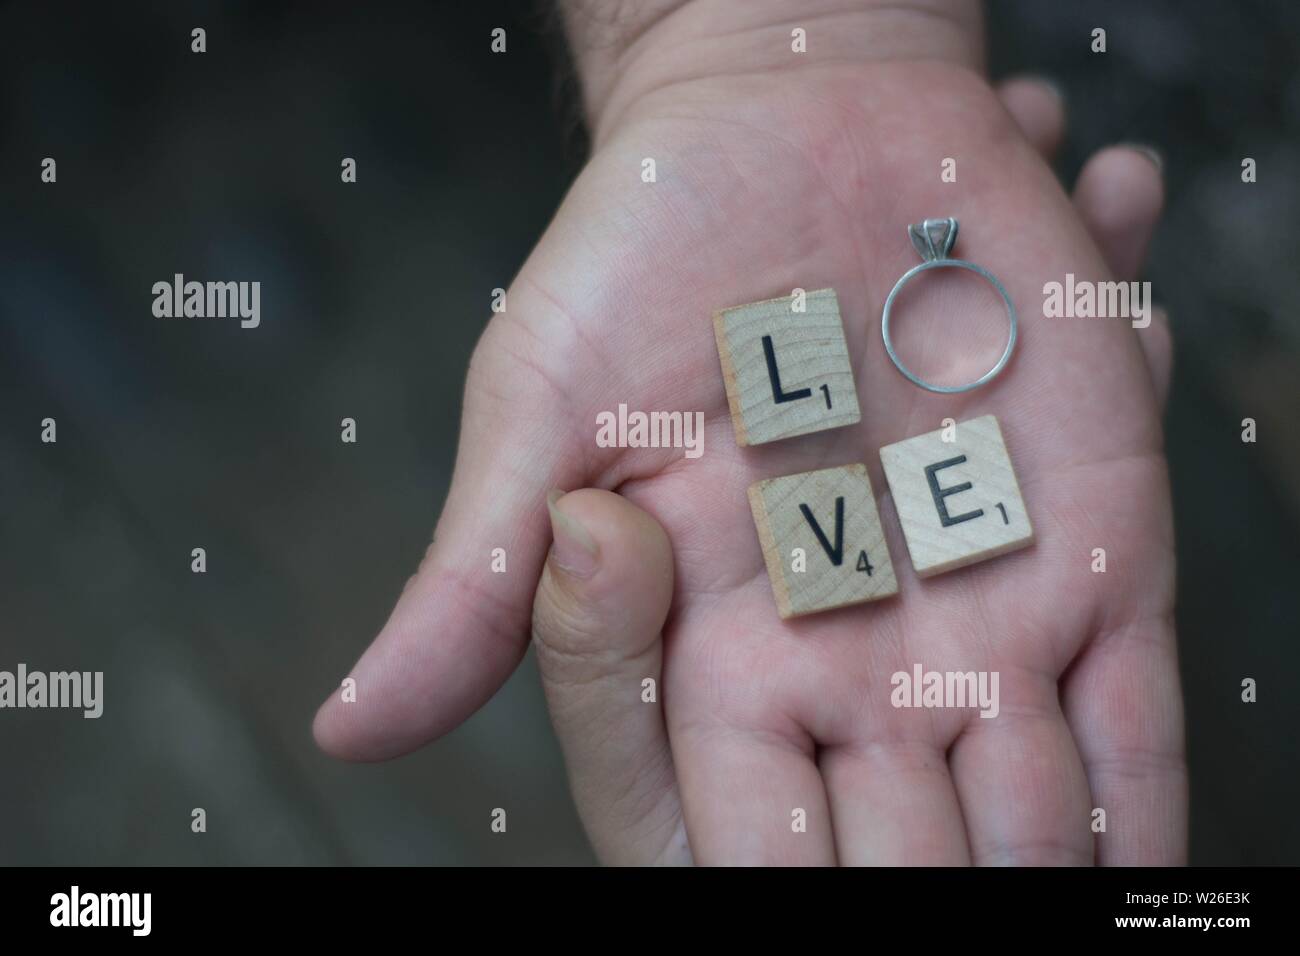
[314,47,1184,865]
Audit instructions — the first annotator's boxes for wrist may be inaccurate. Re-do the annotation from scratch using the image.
[562,0,983,143]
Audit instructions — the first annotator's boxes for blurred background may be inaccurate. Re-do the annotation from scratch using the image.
[0,0,1295,865]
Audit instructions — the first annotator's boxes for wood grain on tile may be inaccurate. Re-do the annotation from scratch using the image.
[879,415,1033,578]
[714,288,861,446]
[748,463,897,618]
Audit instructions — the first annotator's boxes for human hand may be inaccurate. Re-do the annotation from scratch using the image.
[314,0,1183,865]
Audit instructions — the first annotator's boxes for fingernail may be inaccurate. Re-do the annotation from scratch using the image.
[547,489,599,578]
[1122,142,1164,173]
[1031,75,1066,105]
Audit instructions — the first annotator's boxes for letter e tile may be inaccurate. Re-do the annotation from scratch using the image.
[879,415,1033,578]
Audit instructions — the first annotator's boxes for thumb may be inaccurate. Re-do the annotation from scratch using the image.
[533,488,690,865]
[312,316,581,760]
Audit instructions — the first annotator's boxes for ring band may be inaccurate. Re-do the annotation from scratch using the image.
[881,218,1018,394]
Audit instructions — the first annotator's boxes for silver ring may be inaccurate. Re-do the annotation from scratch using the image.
[881,217,1018,394]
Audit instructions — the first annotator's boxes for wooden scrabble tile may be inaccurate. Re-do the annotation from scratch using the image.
[878,415,1034,578]
[713,288,861,446]
[748,463,897,618]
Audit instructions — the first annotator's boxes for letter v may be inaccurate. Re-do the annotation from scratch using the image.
[798,497,845,566]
